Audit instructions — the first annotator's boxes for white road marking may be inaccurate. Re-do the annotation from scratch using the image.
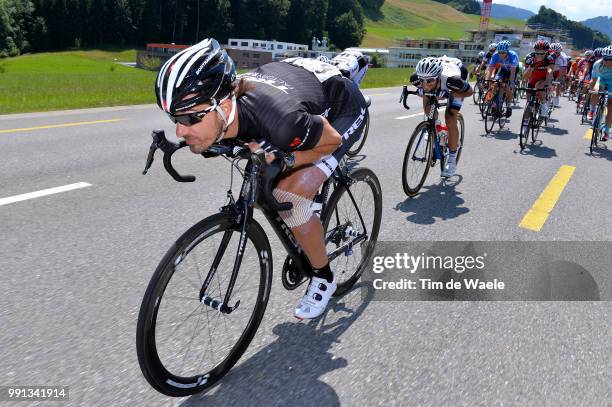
[0,182,92,206]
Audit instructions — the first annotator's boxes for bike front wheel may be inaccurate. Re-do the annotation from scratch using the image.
[519,107,531,150]
[136,213,273,397]
[322,167,382,296]
[402,121,433,197]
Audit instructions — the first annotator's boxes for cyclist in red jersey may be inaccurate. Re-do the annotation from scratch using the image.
[524,40,555,116]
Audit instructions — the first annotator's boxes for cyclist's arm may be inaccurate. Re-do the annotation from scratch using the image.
[447,76,473,97]
[291,118,342,168]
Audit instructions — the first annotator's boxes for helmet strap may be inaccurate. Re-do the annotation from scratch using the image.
[214,93,237,143]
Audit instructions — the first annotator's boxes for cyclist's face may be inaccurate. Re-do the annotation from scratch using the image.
[422,77,438,91]
[604,59,612,68]
[174,97,228,154]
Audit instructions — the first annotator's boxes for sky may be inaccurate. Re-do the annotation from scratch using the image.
[492,0,612,21]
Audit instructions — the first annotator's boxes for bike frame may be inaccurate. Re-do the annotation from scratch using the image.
[194,154,370,315]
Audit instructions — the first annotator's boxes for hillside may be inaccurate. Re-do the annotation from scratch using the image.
[488,3,534,20]
[363,0,525,47]
[582,16,612,40]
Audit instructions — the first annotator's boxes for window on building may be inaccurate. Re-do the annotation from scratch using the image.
[231,41,238,46]
[254,42,259,47]
[243,52,250,57]
[253,53,260,58]
[277,44,283,49]
[241,42,248,46]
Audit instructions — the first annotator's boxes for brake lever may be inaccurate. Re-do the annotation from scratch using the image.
[142,129,196,182]
[142,141,157,175]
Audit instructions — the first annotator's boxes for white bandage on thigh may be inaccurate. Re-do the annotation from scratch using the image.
[272,189,314,227]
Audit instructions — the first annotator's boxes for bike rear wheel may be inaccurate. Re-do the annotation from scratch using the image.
[322,167,382,296]
[347,109,369,157]
[402,121,433,197]
[136,214,273,397]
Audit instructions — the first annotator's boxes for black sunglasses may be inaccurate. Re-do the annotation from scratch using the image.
[420,77,437,84]
[169,105,216,126]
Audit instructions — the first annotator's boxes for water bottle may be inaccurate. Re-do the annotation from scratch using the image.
[436,120,448,147]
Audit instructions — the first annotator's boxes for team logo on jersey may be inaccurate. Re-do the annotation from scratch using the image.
[289,137,302,148]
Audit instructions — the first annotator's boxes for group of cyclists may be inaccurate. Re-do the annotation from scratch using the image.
[151,36,611,321]
[468,40,612,141]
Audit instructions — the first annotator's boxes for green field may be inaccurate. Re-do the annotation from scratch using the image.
[0,50,410,114]
[0,51,155,114]
[363,0,525,47]
[361,67,413,89]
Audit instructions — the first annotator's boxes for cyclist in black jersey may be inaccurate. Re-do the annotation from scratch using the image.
[155,38,368,319]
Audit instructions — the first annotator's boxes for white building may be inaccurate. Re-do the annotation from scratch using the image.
[227,38,308,59]
[345,47,390,67]
[388,39,481,68]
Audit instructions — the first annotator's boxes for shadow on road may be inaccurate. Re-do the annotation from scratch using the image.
[479,127,516,141]
[394,176,469,225]
[182,283,374,406]
[586,144,612,161]
[517,142,557,158]
[543,125,569,136]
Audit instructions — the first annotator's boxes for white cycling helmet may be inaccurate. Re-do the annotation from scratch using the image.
[416,57,443,78]
[488,43,497,51]
[331,50,368,83]
[602,46,612,60]
[478,51,486,58]
[317,55,332,64]
[584,50,594,57]
[550,43,562,52]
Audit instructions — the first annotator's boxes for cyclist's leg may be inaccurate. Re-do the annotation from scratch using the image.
[284,80,367,318]
[604,86,611,140]
[445,98,462,151]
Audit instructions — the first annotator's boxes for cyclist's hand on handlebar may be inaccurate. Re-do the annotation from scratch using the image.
[246,139,285,166]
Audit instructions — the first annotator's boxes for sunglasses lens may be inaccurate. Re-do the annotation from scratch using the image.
[171,114,198,126]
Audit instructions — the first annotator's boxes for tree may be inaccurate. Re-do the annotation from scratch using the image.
[287,0,327,45]
[0,0,35,57]
[328,11,364,50]
[327,0,365,50]
[528,6,610,49]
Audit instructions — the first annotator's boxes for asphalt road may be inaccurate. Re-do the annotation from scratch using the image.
[1,87,611,406]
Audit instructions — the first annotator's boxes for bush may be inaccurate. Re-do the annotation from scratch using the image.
[139,55,161,71]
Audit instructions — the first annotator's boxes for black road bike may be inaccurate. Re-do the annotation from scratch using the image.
[136,130,382,397]
[518,87,547,150]
[399,86,465,197]
[588,90,609,154]
[482,79,509,134]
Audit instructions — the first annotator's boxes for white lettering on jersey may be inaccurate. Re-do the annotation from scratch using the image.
[282,57,342,83]
[238,72,292,94]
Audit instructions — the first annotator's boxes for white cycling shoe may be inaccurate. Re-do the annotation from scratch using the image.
[441,152,457,178]
[294,276,337,320]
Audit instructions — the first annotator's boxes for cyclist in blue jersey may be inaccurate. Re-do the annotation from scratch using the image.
[485,40,519,117]
[589,46,612,141]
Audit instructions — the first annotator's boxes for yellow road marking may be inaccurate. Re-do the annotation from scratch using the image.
[519,165,576,232]
[0,118,126,134]
[584,129,593,140]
